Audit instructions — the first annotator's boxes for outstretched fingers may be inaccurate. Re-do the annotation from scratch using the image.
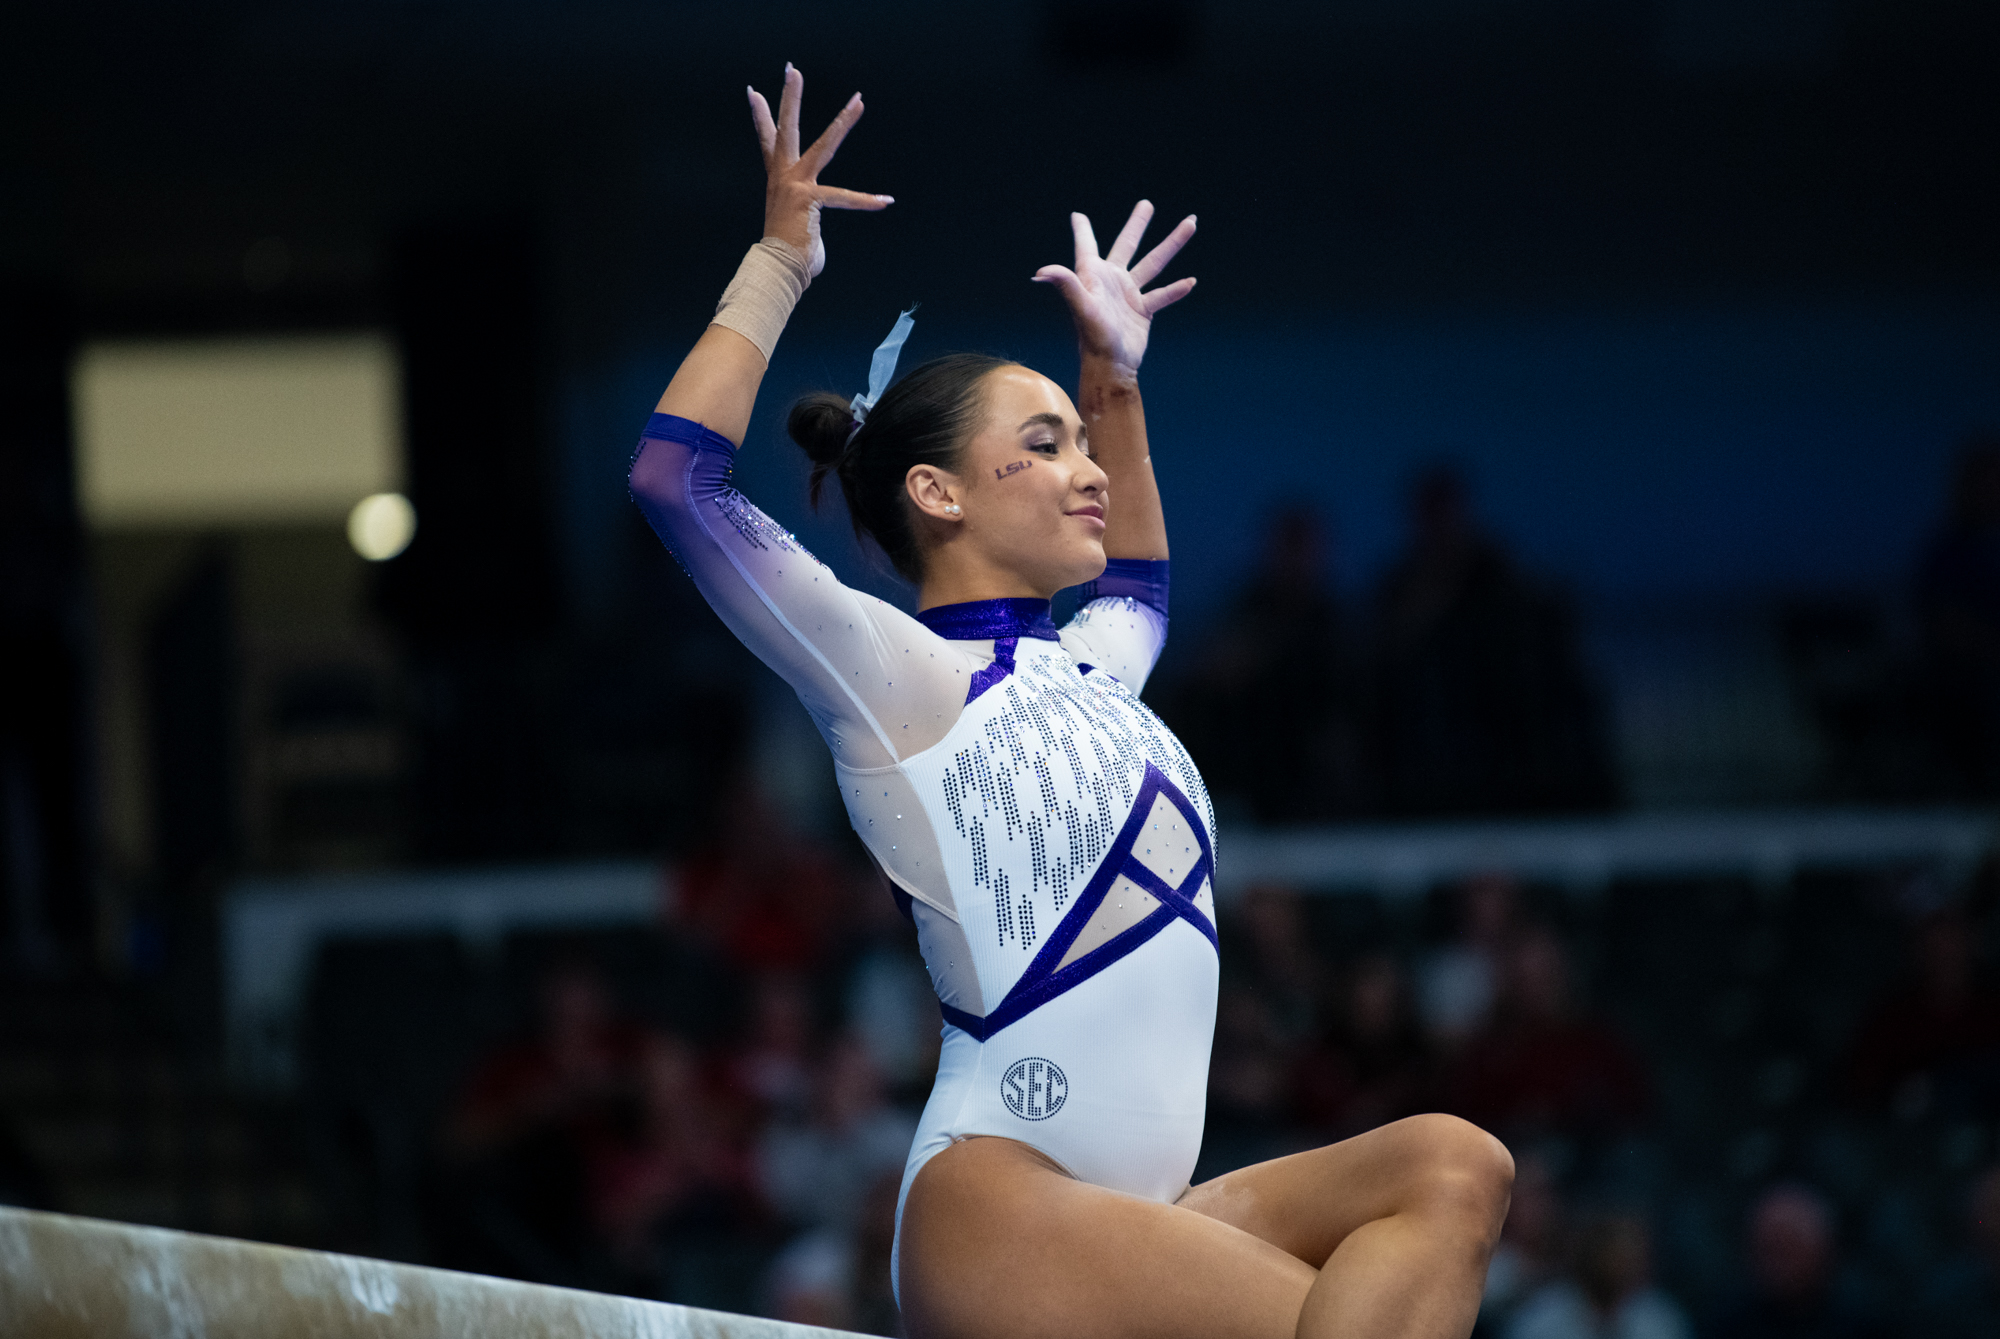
[1141,275,1197,314]
[776,62,803,162]
[1105,200,1155,269]
[1069,212,1102,273]
[747,87,778,159]
[1130,215,1196,287]
[817,185,894,211]
[1032,263,1085,298]
[799,93,864,175]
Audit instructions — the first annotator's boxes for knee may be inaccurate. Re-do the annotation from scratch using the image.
[1399,1114,1514,1237]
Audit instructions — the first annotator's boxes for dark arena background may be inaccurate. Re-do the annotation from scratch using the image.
[3,2,1999,1335]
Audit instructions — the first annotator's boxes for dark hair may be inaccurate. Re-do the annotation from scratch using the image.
[787,352,1013,581]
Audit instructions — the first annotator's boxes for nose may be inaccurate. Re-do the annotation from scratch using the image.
[1079,455,1109,495]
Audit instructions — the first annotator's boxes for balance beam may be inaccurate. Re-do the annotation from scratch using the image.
[0,1205,856,1338]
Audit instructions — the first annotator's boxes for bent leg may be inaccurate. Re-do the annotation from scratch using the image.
[1179,1113,1515,1339]
[898,1136,1317,1339]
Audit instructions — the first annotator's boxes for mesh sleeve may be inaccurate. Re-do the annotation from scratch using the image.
[1059,558,1170,693]
[627,413,970,769]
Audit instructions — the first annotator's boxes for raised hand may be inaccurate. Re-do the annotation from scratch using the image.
[1032,201,1196,375]
[747,63,892,278]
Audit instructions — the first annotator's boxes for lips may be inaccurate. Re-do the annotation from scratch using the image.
[1067,504,1106,522]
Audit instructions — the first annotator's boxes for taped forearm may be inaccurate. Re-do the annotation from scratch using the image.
[709,236,812,363]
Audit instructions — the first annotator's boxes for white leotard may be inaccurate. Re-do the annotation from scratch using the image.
[630,413,1219,1296]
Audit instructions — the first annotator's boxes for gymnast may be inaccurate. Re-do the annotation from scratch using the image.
[628,64,1514,1339]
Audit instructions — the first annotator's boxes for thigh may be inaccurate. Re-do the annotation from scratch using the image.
[898,1136,1317,1339]
[1177,1113,1512,1267]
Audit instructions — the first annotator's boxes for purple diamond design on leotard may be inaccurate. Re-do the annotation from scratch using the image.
[938,761,1216,1042]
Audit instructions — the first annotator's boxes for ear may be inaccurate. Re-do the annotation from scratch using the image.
[906,464,964,523]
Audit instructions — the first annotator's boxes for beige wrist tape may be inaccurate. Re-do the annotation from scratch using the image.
[710,236,812,363]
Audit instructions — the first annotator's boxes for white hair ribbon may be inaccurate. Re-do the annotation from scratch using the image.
[846,307,917,443]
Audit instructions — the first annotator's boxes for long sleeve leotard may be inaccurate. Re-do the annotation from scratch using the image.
[629,410,1219,1292]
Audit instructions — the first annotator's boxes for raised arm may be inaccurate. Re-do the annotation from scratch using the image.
[1033,201,1197,560]
[654,64,892,443]
[629,70,971,773]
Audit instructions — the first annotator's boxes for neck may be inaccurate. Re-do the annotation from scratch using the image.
[916,532,1073,611]
[917,572,1057,613]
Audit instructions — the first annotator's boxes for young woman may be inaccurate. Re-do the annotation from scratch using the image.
[629,64,1514,1339]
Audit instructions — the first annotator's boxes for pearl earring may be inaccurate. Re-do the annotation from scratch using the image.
[944,504,961,515]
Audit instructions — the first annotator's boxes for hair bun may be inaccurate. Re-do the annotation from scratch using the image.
[787,393,854,467]
[786,392,855,507]
[785,353,1010,580]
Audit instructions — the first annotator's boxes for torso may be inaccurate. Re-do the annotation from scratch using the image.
[838,634,1220,1286]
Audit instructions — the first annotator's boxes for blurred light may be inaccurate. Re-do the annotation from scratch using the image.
[73,334,402,527]
[348,493,416,561]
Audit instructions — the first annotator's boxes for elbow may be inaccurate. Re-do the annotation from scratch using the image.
[627,438,676,511]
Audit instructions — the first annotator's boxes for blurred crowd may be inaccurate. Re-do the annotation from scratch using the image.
[1174,436,2000,823]
[1165,464,1617,823]
[397,786,930,1332]
[1203,872,2000,1339]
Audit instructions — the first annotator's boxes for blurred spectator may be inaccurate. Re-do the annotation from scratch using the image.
[848,1166,904,1336]
[765,1228,857,1330]
[762,1169,903,1335]
[1910,1163,2000,1336]
[1481,1151,1568,1332]
[1297,951,1429,1138]
[1371,464,1615,817]
[440,956,657,1280]
[1507,1210,1690,1339]
[1231,883,1330,1043]
[1419,873,1523,1047]
[674,777,847,973]
[1845,907,2000,1120]
[726,972,819,1122]
[757,1033,916,1235]
[845,937,943,1104]
[1445,926,1650,1141]
[446,956,653,1159]
[1708,1185,1887,1339]
[1914,434,2000,795]
[1205,982,1303,1169]
[1207,886,1332,1159]
[1169,506,1369,823]
[586,1032,759,1269]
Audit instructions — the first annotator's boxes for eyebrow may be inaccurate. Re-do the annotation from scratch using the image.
[1018,412,1087,446]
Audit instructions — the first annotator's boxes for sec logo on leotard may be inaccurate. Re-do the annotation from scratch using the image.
[1001,1057,1068,1120]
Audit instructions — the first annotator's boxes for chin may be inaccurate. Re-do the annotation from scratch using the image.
[1054,542,1108,590]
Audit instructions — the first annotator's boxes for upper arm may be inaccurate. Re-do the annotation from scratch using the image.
[629,413,971,768]
[1059,558,1170,693]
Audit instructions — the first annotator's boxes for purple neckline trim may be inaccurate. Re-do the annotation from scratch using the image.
[915,598,1059,643]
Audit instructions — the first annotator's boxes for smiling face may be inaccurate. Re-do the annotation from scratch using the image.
[907,365,1110,600]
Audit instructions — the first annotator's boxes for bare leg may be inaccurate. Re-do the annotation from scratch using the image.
[1181,1114,1515,1339]
[897,1114,1511,1339]
[899,1137,1314,1339]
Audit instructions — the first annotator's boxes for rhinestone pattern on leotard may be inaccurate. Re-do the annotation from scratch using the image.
[940,647,1213,953]
[712,487,810,554]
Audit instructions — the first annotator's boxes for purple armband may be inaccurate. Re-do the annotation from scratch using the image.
[640,412,737,455]
[1076,558,1169,620]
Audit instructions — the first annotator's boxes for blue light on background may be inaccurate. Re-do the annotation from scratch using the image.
[568,301,2000,621]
